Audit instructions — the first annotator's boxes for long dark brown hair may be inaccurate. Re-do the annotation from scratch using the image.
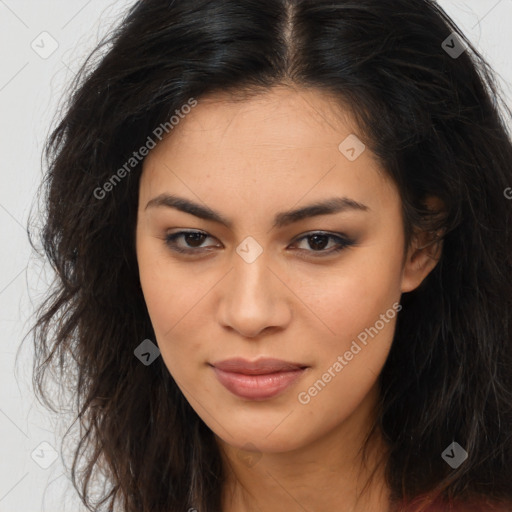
[27,0,512,511]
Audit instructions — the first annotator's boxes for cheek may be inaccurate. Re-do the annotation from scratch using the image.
[293,269,400,438]
[304,237,404,379]
[313,250,402,336]
[136,236,217,379]
[310,281,399,378]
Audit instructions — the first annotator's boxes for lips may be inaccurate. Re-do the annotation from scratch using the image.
[210,357,308,400]
[211,357,307,374]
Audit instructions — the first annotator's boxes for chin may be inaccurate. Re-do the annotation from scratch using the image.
[213,417,313,454]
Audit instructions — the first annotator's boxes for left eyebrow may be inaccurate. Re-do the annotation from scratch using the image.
[145,193,370,230]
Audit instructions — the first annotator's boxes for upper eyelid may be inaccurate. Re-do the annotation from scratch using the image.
[165,229,350,246]
[165,228,345,239]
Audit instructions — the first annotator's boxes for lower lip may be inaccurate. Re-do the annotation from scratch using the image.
[212,367,306,400]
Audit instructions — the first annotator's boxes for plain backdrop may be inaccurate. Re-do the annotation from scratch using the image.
[1,1,511,511]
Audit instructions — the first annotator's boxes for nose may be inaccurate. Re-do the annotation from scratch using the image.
[216,251,292,339]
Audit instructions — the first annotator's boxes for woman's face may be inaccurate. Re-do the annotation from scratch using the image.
[136,86,435,455]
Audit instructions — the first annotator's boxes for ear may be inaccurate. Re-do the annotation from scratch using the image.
[400,196,445,293]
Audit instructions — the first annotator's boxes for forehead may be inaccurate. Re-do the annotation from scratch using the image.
[152,86,362,154]
[140,87,398,219]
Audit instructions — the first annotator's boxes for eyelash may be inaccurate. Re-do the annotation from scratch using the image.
[163,230,355,258]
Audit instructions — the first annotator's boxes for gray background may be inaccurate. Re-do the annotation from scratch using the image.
[1,1,511,511]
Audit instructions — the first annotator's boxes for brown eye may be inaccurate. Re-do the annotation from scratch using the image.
[164,231,217,253]
[291,232,355,257]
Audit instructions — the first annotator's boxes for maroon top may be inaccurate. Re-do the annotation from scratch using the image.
[401,496,512,511]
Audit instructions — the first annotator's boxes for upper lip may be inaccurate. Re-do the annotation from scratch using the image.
[210,357,307,375]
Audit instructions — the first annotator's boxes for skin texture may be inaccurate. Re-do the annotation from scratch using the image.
[135,85,443,512]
